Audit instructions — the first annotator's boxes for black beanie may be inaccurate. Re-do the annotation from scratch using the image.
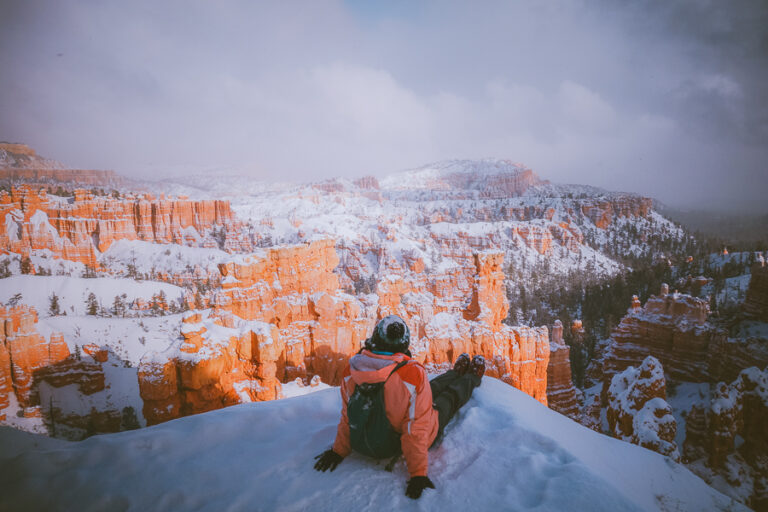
[369,315,410,354]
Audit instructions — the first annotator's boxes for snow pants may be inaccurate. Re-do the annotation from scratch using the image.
[429,370,481,439]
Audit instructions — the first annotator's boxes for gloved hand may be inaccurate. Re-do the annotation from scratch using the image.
[313,449,343,472]
[405,476,435,499]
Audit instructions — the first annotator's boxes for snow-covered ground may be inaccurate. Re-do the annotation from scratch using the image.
[99,239,229,279]
[0,275,185,317]
[38,313,184,366]
[0,378,744,512]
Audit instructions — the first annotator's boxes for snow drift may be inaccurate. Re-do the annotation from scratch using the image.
[0,378,744,512]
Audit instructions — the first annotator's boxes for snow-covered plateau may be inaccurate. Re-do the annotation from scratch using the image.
[0,377,745,512]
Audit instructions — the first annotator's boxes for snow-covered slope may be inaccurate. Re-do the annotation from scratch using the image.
[0,275,184,316]
[0,378,743,512]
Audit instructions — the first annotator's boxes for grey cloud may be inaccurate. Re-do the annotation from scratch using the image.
[0,0,766,212]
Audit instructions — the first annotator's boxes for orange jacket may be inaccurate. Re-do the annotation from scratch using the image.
[332,350,439,477]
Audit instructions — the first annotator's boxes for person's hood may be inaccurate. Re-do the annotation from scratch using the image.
[348,350,410,384]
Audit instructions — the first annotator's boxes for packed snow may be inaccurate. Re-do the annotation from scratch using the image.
[0,378,744,512]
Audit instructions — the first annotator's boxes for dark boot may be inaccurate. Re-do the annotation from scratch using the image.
[453,353,470,375]
[470,355,485,382]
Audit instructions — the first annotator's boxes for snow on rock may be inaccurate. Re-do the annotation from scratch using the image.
[600,287,768,386]
[0,185,250,271]
[607,356,681,461]
[683,366,768,509]
[137,240,552,427]
[0,377,745,512]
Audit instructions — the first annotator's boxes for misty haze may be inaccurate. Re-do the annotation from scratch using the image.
[1,2,767,511]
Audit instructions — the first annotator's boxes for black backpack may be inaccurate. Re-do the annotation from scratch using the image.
[347,360,408,459]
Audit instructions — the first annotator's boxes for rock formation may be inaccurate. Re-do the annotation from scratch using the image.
[139,240,551,425]
[0,142,123,187]
[684,367,768,510]
[602,286,768,388]
[606,356,680,461]
[0,305,69,411]
[0,185,251,268]
[546,320,580,418]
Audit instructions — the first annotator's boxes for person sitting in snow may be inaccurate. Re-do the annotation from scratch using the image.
[313,315,485,499]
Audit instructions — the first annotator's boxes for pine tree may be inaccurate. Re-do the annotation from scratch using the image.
[86,293,99,316]
[20,256,32,274]
[48,292,61,316]
[121,406,140,431]
[112,294,126,317]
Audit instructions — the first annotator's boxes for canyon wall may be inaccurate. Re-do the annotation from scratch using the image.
[0,185,251,268]
[0,142,122,187]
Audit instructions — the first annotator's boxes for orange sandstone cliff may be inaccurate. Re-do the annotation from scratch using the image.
[0,305,69,414]
[546,320,580,418]
[0,185,251,269]
[138,240,550,425]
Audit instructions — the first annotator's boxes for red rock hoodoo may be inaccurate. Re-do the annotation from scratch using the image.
[0,305,69,411]
[546,320,580,418]
[606,356,679,460]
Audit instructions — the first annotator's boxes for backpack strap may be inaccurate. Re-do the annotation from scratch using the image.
[385,360,409,381]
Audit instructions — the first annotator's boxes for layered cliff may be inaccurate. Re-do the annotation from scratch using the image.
[602,288,719,384]
[0,143,122,187]
[602,286,768,386]
[0,185,251,269]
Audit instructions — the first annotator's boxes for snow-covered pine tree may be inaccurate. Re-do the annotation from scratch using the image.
[86,293,99,316]
[48,292,61,316]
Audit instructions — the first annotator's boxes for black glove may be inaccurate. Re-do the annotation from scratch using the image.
[313,449,343,472]
[405,476,435,499]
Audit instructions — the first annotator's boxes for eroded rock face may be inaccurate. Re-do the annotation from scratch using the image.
[602,288,768,387]
[139,241,552,425]
[606,356,680,461]
[580,197,652,229]
[603,291,718,383]
[139,240,376,425]
[546,320,580,418]
[0,185,250,268]
[0,305,69,409]
[599,286,768,508]
[683,367,768,510]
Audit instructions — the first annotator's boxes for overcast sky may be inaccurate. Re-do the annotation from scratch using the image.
[1,0,766,211]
